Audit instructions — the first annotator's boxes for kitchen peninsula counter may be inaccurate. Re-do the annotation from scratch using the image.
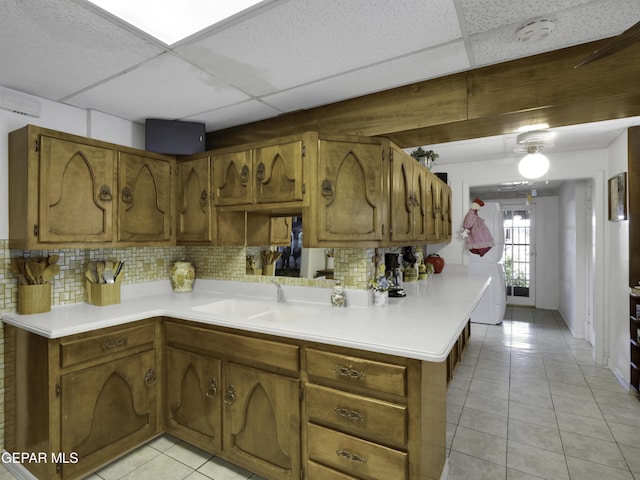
[3,265,490,480]
[3,265,490,362]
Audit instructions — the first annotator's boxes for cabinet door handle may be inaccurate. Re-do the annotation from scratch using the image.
[336,449,367,464]
[99,184,113,202]
[224,385,236,405]
[256,162,266,182]
[144,368,157,387]
[334,365,366,381]
[122,186,134,205]
[199,190,208,207]
[321,178,334,198]
[239,165,250,185]
[335,407,366,423]
[206,378,218,398]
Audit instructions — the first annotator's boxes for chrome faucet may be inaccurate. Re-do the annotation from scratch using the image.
[272,280,286,302]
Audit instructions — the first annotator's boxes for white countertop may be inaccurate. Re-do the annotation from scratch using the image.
[2,266,490,362]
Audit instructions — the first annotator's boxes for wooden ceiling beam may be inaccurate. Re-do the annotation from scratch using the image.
[207,38,640,149]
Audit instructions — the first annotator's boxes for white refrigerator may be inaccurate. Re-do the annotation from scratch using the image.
[468,202,507,325]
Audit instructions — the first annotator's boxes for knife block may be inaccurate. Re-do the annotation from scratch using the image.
[86,274,123,306]
[18,284,51,314]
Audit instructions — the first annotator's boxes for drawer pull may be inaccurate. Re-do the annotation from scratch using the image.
[335,365,366,381]
[224,385,236,406]
[144,368,156,387]
[335,407,366,423]
[101,337,128,351]
[336,449,367,464]
[206,378,218,398]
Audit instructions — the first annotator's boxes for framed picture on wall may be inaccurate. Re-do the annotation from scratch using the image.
[608,172,627,221]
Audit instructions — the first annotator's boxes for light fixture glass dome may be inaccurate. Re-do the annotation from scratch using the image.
[518,150,549,179]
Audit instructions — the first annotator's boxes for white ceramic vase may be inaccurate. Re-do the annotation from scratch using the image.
[170,260,195,292]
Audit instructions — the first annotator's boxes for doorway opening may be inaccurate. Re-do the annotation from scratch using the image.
[503,205,535,306]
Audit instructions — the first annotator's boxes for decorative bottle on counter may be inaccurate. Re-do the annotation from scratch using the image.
[170,260,195,292]
[331,284,347,307]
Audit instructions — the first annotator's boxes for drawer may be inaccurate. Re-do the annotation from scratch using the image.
[307,423,407,480]
[307,460,359,480]
[306,349,406,397]
[305,384,407,448]
[60,323,155,368]
[165,321,299,374]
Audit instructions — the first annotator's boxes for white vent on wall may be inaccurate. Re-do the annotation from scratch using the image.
[0,92,41,117]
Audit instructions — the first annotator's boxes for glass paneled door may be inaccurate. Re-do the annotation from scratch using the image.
[503,205,535,306]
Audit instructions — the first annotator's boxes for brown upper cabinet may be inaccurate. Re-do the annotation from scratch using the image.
[176,155,213,244]
[9,125,175,249]
[212,134,308,212]
[117,150,174,244]
[389,145,429,244]
[9,126,451,250]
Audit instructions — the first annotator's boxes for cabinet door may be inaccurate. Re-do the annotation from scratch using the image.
[177,156,213,244]
[439,182,452,240]
[165,347,222,452]
[213,150,253,206]
[414,166,429,242]
[316,140,385,242]
[254,140,304,204]
[426,171,441,242]
[118,152,173,243]
[60,350,158,478]
[390,150,414,243]
[38,135,115,244]
[223,363,300,480]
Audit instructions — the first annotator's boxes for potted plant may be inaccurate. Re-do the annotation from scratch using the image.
[410,147,439,169]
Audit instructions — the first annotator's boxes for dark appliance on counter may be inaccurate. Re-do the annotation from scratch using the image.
[385,253,406,297]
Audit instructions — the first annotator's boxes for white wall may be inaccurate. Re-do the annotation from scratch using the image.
[607,131,630,383]
[558,180,590,338]
[0,85,143,239]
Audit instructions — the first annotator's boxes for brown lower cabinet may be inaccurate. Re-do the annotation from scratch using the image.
[5,317,449,480]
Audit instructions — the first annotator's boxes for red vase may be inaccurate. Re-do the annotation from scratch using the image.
[426,254,445,274]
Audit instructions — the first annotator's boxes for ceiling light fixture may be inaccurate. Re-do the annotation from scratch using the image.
[87,0,263,45]
[514,130,554,179]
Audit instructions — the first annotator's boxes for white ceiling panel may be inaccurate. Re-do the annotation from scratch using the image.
[174,0,462,96]
[182,100,282,132]
[460,0,593,35]
[262,41,470,112]
[470,0,640,65]
[65,53,250,122]
[0,0,162,100]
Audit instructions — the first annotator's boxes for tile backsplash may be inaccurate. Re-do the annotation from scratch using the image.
[0,240,379,314]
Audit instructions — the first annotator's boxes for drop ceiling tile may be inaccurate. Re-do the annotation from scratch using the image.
[0,0,162,100]
[182,100,282,132]
[460,0,593,35]
[261,41,470,113]
[65,53,250,123]
[470,0,640,66]
[175,0,462,96]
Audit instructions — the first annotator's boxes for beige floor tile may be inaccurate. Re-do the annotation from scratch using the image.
[555,411,615,441]
[507,440,569,480]
[451,425,507,465]
[566,456,634,479]
[96,445,160,480]
[609,421,640,447]
[464,391,509,417]
[507,419,563,453]
[198,457,253,480]
[163,441,213,469]
[447,451,506,480]
[620,444,640,473]
[458,407,508,438]
[119,454,194,480]
[469,378,510,399]
[560,431,627,469]
[551,394,604,420]
[508,401,557,429]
